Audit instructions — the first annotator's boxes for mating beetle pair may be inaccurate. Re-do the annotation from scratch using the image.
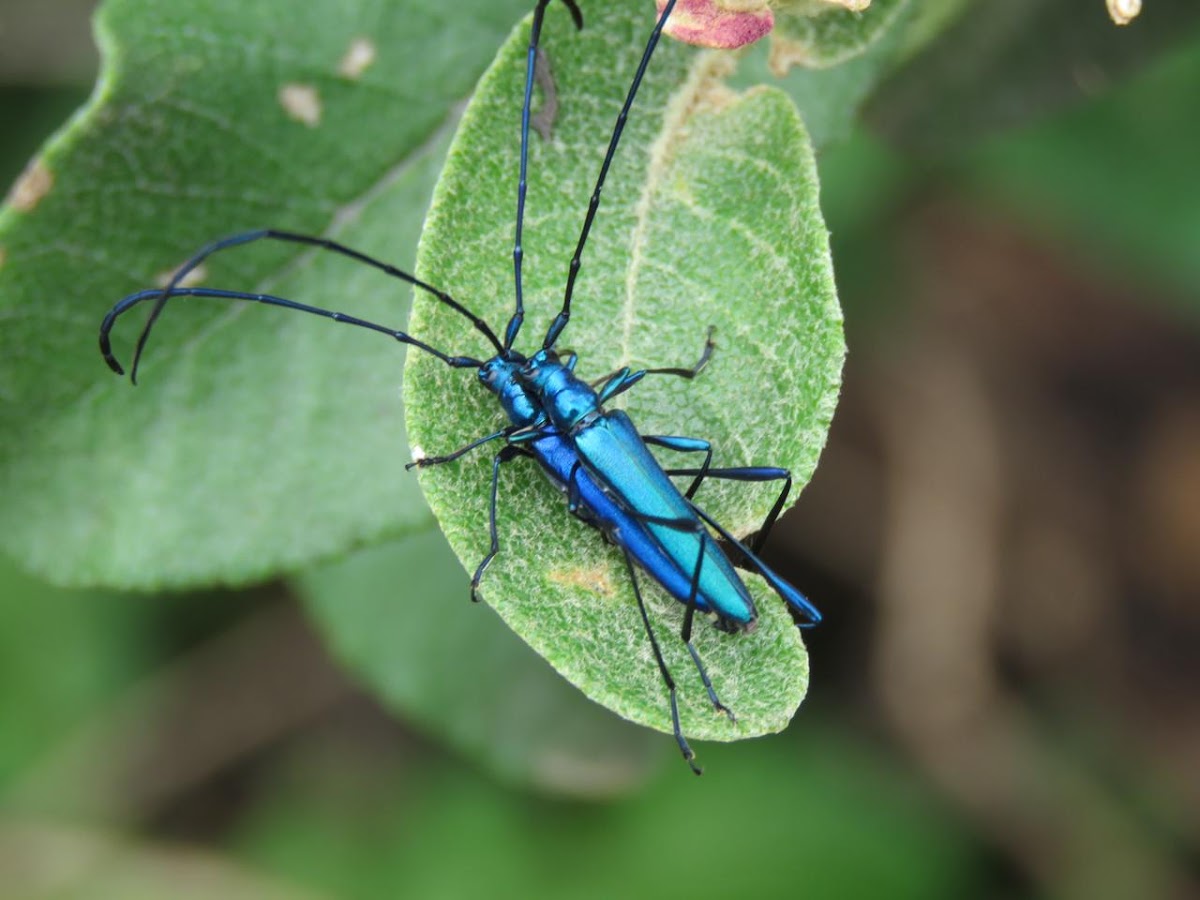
[100,0,825,772]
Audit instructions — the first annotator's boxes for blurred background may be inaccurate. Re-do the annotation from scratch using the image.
[1,1,1197,898]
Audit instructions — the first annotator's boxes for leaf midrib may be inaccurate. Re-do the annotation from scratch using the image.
[618,52,722,370]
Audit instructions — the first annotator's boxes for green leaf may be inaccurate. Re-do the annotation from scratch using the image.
[0,0,533,588]
[296,530,664,796]
[770,0,911,72]
[406,1,844,740]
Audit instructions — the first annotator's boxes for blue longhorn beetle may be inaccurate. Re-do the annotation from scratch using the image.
[99,0,819,772]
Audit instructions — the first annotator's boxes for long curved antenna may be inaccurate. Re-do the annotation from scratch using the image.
[131,228,502,383]
[505,0,583,351]
[542,0,678,350]
[101,288,483,382]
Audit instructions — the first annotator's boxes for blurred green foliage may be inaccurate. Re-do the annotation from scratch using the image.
[0,557,152,788]
[232,734,979,900]
[963,38,1200,309]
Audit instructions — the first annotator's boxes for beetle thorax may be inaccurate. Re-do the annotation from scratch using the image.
[521,351,599,431]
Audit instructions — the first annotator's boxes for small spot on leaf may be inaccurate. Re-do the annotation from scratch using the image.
[530,47,560,141]
[6,159,54,212]
[154,262,207,288]
[278,83,322,127]
[548,565,616,599]
[820,0,872,10]
[337,37,377,79]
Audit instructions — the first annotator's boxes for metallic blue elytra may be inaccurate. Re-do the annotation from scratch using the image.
[512,348,821,627]
[482,355,738,619]
[479,352,813,629]
[525,353,757,625]
[98,0,819,774]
